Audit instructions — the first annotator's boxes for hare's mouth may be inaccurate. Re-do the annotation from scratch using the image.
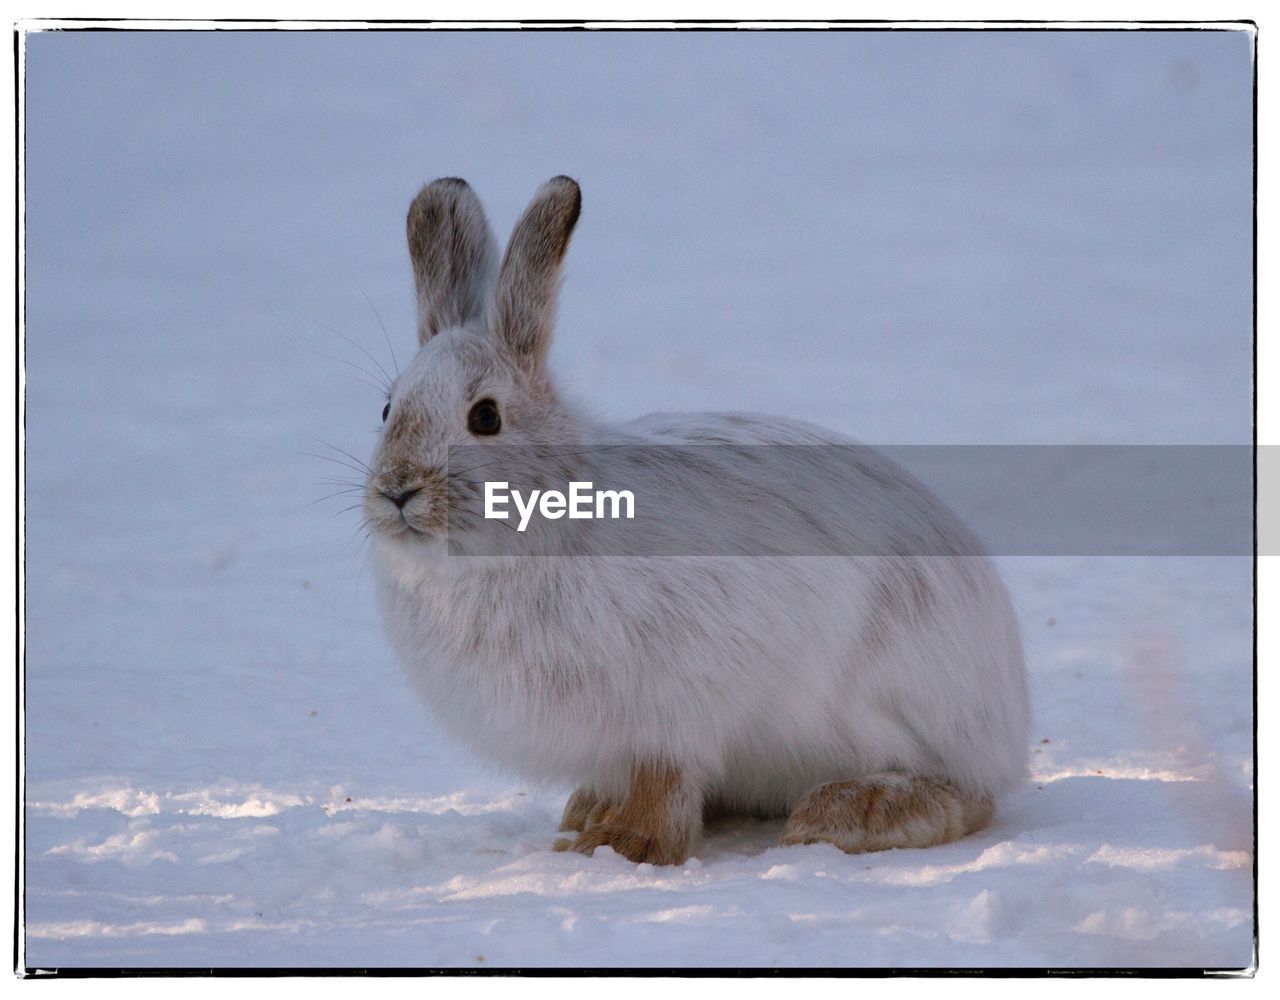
[388,512,440,540]
[372,517,442,549]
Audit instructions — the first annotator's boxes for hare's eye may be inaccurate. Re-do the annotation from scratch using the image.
[381,402,390,423]
[468,398,501,436]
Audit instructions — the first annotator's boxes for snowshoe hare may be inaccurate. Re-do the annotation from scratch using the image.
[365,176,1029,865]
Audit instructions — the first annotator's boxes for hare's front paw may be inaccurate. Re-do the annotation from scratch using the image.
[570,820,687,866]
[558,761,700,866]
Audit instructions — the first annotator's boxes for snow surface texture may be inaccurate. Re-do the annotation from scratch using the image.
[22,29,1254,969]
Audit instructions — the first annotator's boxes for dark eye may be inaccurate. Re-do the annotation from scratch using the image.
[381,402,390,423]
[468,398,501,436]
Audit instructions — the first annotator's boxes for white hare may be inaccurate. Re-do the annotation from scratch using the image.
[364,176,1029,865]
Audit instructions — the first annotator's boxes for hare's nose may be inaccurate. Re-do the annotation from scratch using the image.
[388,487,421,510]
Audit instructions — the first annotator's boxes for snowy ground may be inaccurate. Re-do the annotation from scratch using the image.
[21,28,1254,969]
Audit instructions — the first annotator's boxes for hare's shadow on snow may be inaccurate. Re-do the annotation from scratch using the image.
[697,771,1252,863]
[687,775,1209,865]
[520,768,1251,870]
[697,813,792,861]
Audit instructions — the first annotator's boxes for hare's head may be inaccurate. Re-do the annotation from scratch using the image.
[364,177,583,542]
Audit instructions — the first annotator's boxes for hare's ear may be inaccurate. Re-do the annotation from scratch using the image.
[407,178,498,344]
[493,176,581,371]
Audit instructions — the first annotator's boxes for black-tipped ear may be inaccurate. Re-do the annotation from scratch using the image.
[407,178,499,345]
[493,176,581,370]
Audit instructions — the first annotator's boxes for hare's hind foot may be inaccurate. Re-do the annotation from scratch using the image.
[780,772,994,854]
[561,762,700,865]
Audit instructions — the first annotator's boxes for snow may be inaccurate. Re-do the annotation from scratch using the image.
[20,28,1254,969]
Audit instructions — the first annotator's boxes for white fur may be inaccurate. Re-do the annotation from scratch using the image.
[365,178,1030,818]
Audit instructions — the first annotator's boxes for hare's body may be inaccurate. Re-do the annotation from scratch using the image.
[364,177,1029,864]
[374,411,1026,813]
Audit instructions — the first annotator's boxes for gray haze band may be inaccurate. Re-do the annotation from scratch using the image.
[445,445,1254,557]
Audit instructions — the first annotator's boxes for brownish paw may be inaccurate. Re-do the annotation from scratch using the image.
[570,822,687,865]
[780,773,993,855]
